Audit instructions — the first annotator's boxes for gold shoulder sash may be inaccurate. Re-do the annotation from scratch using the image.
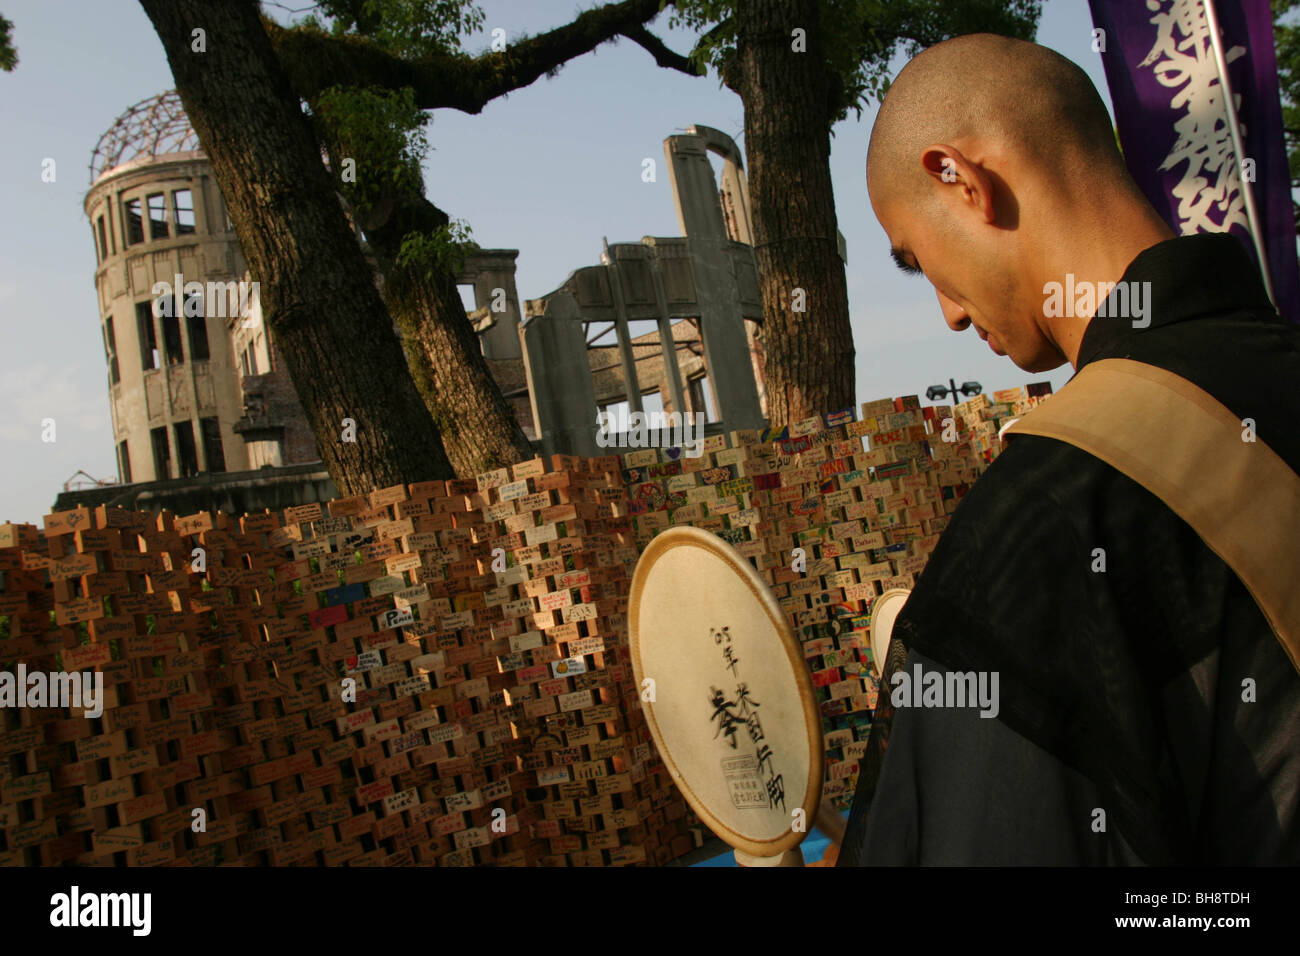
[1003,358,1300,675]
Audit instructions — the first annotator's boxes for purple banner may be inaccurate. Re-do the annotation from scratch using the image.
[1088,0,1300,323]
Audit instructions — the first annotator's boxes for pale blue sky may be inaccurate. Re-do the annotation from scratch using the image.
[0,0,1104,525]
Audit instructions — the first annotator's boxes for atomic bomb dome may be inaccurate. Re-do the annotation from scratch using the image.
[89,90,202,185]
[83,90,321,494]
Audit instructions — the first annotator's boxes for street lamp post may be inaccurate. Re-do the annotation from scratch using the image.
[925,379,983,403]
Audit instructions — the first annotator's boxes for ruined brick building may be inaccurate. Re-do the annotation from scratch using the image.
[62,92,803,514]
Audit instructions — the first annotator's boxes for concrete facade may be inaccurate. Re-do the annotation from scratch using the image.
[53,462,337,518]
[85,149,251,485]
[461,249,538,440]
[84,92,324,509]
[229,293,322,468]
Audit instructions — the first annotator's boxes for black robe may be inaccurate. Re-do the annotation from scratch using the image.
[839,234,1300,865]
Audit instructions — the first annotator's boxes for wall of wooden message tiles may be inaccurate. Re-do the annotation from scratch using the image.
[0,383,1047,863]
[0,456,696,866]
[612,383,1047,807]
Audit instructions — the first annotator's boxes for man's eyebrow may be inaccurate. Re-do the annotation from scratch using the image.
[890,247,922,276]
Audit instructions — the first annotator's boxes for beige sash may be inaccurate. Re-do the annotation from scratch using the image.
[1003,358,1300,676]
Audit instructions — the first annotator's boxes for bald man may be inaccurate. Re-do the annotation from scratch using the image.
[839,34,1300,865]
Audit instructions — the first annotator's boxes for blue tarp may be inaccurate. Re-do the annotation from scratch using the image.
[689,814,843,866]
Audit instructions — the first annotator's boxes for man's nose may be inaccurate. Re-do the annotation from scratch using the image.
[937,290,971,332]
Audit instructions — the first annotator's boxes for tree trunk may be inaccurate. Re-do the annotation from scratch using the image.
[140,0,454,494]
[734,0,856,426]
[317,117,534,474]
[370,193,535,474]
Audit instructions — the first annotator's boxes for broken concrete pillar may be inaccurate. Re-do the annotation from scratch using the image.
[520,292,598,457]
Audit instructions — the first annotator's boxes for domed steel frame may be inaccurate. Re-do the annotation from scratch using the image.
[89,90,200,184]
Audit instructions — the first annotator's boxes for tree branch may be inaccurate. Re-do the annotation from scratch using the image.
[620,24,702,76]
[267,0,680,113]
[688,18,740,92]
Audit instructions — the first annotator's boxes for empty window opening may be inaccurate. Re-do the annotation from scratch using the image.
[173,189,196,235]
[600,399,630,425]
[200,418,226,473]
[174,421,199,478]
[625,319,662,346]
[136,302,160,370]
[689,374,718,422]
[124,197,145,245]
[162,314,184,365]
[147,193,169,240]
[104,316,120,385]
[601,389,665,425]
[187,314,210,361]
[150,426,171,480]
[457,284,477,313]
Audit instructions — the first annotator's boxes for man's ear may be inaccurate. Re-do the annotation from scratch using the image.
[920,144,997,225]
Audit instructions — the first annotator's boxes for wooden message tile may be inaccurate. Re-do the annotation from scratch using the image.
[333,810,376,844]
[314,496,368,523]
[183,770,239,808]
[266,525,305,552]
[469,468,512,496]
[222,784,274,816]
[581,703,622,725]
[559,603,597,625]
[379,552,420,578]
[238,826,285,857]
[0,726,45,761]
[281,503,324,527]
[47,552,100,582]
[82,822,142,858]
[507,457,546,482]
[381,786,420,817]
[255,794,298,830]
[297,570,339,594]
[3,770,53,804]
[81,775,136,810]
[449,825,489,851]
[7,816,59,851]
[52,655,117,699]
[318,840,363,866]
[497,479,531,504]
[145,756,203,793]
[191,815,243,847]
[423,811,465,842]
[44,508,93,537]
[77,566,129,597]
[54,596,105,626]
[172,512,214,537]
[267,838,315,866]
[354,779,397,807]
[0,525,37,551]
[123,840,175,867]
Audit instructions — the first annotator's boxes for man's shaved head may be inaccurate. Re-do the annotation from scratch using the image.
[868,33,1123,210]
[865,33,1170,373]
